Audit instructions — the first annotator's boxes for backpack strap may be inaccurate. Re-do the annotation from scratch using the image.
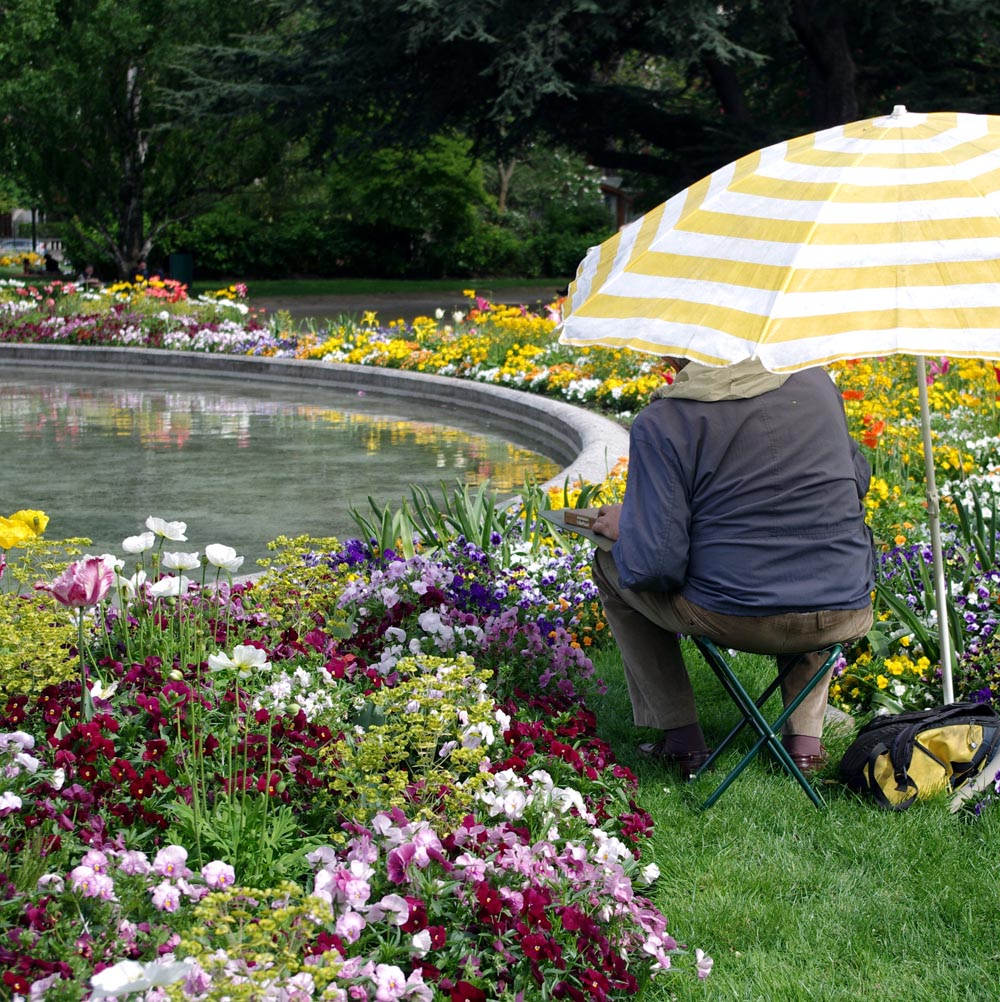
[863,740,918,811]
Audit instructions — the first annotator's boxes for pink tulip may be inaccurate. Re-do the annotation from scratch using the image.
[36,557,114,608]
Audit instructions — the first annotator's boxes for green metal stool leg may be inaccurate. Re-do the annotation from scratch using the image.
[693,638,842,809]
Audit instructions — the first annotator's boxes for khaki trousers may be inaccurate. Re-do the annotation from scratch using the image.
[593,548,873,737]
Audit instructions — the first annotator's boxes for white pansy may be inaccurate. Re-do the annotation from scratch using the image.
[411,929,432,955]
[639,862,661,885]
[14,752,40,774]
[0,731,34,752]
[0,791,23,812]
[204,543,244,573]
[90,680,119,702]
[148,575,192,599]
[145,516,188,541]
[121,531,155,554]
[460,722,495,749]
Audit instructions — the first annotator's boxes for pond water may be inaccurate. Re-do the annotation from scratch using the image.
[0,368,561,567]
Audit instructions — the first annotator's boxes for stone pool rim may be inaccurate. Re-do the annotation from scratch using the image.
[0,343,630,492]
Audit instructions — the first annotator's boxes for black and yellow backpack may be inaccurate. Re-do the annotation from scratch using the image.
[839,702,1000,810]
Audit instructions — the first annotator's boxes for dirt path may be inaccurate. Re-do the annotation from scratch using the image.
[253,283,565,326]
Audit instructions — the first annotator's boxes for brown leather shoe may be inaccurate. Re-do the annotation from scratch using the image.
[638,739,713,780]
[787,746,828,778]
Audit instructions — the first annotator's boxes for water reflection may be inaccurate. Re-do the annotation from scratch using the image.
[1,370,560,565]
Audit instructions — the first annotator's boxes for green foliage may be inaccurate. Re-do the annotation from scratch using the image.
[350,479,560,569]
[322,654,498,827]
[252,535,354,636]
[167,798,323,886]
[0,592,77,700]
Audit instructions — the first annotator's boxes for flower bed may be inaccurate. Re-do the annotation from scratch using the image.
[0,503,712,1000]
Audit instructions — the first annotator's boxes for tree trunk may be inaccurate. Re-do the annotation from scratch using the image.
[702,54,753,126]
[113,64,151,279]
[496,159,516,214]
[788,0,859,127]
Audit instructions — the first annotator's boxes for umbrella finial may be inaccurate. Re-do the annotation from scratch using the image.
[890,104,907,118]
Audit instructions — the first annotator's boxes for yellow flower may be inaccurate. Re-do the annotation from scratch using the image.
[0,517,33,550]
[9,509,48,535]
[876,675,889,690]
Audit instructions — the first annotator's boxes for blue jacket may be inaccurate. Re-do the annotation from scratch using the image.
[612,367,875,615]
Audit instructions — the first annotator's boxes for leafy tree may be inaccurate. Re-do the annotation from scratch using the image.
[0,0,286,278]
[186,0,1000,203]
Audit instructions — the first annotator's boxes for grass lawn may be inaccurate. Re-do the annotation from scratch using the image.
[590,644,1000,1001]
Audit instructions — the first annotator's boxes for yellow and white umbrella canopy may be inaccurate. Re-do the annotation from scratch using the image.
[559,106,1000,372]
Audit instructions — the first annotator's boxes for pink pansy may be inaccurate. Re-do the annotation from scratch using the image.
[69,865,116,900]
[153,845,190,878]
[117,850,151,875]
[201,860,235,889]
[366,893,409,926]
[151,881,180,912]
[80,849,109,874]
[335,910,367,944]
[35,556,114,608]
[696,948,714,979]
[373,963,407,1002]
[68,865,98,894]
[344,877,372,909]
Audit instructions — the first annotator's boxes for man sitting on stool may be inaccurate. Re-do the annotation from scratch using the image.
[591,357,874,779]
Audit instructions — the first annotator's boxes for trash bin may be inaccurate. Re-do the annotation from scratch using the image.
[168,252,194,287]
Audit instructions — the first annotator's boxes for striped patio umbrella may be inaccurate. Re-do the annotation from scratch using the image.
[559,106,1000,702]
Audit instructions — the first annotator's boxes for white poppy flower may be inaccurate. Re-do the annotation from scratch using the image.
[162,551,201,571]
[204,543,244,573]
[145,516,188,541]
[207,644,271,677]
[90,958,194,998]
[148,575,192,599]
[114,569,147,599]
[122,531,155,554]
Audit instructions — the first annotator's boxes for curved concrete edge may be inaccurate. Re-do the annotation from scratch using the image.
[0,343,630,493]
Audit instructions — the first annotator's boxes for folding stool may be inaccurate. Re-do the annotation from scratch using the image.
[690,636,843,809]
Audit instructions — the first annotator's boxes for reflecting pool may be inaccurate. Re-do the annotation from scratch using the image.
[1,368,561,566]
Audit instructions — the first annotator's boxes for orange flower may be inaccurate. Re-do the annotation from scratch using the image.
[842,389,865,401]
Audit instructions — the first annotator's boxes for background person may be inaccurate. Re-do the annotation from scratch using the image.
[77,264,101,288]
[590,357,875,779]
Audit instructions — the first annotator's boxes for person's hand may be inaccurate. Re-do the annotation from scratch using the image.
[592,503,622,541]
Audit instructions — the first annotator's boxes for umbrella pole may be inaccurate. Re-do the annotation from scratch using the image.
[916,356,955,703]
